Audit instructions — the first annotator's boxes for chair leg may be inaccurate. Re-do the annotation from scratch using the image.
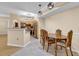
[42,41,44,49]
[44,42,49,52]
[40,39,42,44]
[47,44,49,52]
[60,46,62,50]
[55,41,57,56]
[65,47,68,56]
[70,47,73,56]
[43,43,45,50]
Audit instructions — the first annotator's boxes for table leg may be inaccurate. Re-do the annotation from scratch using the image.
[55,39,57,56]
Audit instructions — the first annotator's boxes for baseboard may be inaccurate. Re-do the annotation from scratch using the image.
[0,33,7,35]
[67,47,79,55]
[7,41,31,47]
[72,49,79,54]
[0,32,7,34]
[7,43,24,47]
[23,41,31,47]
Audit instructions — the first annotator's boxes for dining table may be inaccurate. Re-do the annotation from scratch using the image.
[48,33,67,56]
[48,33,67,41]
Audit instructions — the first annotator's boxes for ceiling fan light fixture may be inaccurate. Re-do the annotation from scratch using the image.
[38,4,42,7]
[38,4,42,15]
[38,11,42,15]
[47,2,54,9]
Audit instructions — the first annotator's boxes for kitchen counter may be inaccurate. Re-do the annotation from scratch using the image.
[7,28,30,47]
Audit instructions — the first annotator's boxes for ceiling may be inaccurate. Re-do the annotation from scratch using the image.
[0,2,48,17]
[0,2,79,18]
[39,2,79,19]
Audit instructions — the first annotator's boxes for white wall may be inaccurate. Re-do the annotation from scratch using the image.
[0,17,9,34]
[39,19,45,29]
[44,7,79,53]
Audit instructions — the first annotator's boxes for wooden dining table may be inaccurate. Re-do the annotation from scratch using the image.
[48,33,67,41]
[48,33,67,56]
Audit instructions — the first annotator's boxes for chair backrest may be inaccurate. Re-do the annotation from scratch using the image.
[66,30,73,47]
[41,29,49,41]
[40,29,44,39]
[43,29,49,41]
[56,29,62,39]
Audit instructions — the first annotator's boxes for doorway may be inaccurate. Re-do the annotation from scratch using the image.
[20,20,39,39]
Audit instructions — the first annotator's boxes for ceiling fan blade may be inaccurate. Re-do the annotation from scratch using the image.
[54,2,67,7]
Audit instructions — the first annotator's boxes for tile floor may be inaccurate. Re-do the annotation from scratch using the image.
[0,35,79,56]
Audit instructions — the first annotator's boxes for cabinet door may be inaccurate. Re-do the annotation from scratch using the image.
[24,31,30,44]
[8,30,24,46]
[8,31,18,44]
[16,31,24,45]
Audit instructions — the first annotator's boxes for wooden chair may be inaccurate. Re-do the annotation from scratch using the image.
[40,29,45,49]
[40,29,55,52]
[56,29,62,41]
[55,30,73,56]
[55,29,62,55]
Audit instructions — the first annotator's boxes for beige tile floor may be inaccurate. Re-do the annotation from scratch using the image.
[0,35,79,56]
[0,35,21,56]
[47,44,79,56]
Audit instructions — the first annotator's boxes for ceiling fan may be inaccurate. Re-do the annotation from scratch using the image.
[38,2,54,15]
[38,2,67,16]
[54,2,67,7]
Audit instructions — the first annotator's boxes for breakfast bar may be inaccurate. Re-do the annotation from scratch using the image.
[7,28,30,47]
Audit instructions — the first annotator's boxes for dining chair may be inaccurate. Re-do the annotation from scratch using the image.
[40,29,55,52]
[40,29,45,49]
[55,30,73,56]
[55,29,62,55]
[56,29,62,39]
